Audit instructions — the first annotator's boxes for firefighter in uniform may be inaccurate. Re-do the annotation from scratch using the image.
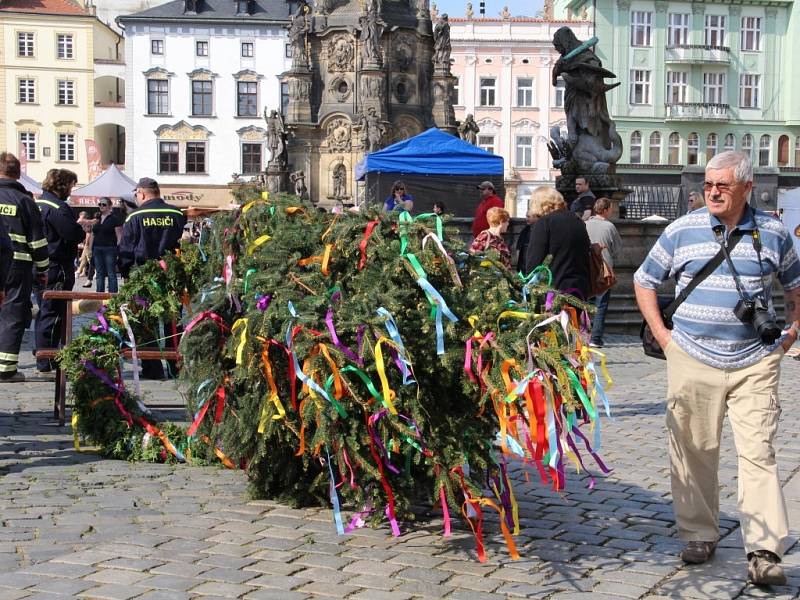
[118,177,185,380]
[0,153,49,382]
[35,169,84,373]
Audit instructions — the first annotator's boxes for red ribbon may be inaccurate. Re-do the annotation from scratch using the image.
[358,219,380,270]
[214,385,225,423]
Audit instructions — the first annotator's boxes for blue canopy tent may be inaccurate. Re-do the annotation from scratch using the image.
[356,128,504,216]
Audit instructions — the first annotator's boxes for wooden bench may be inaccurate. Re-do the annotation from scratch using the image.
[36,291,180,426]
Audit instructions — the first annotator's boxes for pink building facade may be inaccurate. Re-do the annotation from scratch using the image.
[449,16,592,216]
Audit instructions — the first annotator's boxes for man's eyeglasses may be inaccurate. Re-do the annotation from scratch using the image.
[703,181,735,193]
[98,203,109,207]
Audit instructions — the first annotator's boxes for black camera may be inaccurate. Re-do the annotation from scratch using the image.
[734,298,782,344]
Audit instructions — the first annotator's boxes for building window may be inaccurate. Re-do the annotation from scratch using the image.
[630,11,653,47]
[479,77,496,106]
[57,80,75,105]
[186,142,206,173]
[668,132,680,165]
[17,32,34,57]
[192,80,213,116]
[706,133,718,162]
[724,133,736,151]
[237,81,258,117]
[629,70,651,104]
[242,143,262,174]
[57,34,73,59]
[151,39,164,55]
[795,137,800,167]
[241,42,254,58]
[703,72,725,104]
[668,13,690,46]
[452,78,460,105]
[19,132,36,160]
[778,135,790,167]
[280,82,289,117]
[666,71,688,104]
[759,134,771,166]
[147,79,169,115]
[58,133,75,161]
[742,133,753,159]
[18,79,35,104]
[687,132,699,165]
[516,77,533,107]
[705,15,726,47]
[196,41,209,57]
[159,142,179,173]
[739,74,760,108]
[477,134,495,154]
[285,43,292,58]
[741,17,761,51]
[629,131,642,164]
[554,77,565,107]
[648,131,661,164]
[515,135,533,167]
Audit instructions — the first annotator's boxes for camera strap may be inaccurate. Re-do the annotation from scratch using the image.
[712,207,767,304]
[663,229,744,321]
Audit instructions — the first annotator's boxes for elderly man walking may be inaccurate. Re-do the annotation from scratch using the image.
[634,151,800,585]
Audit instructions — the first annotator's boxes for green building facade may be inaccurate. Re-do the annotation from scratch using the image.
[553,0,800,207]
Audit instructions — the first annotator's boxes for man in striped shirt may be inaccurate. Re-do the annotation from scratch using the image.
[635,151,800,586]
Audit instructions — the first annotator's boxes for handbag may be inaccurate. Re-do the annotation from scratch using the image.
[589,243,617,297]
[640,228,743,359]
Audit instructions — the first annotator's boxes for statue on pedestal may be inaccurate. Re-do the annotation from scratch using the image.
[359,6,384,66]
[466,2,473,18]
[264,109,287,167]
[288,5,311,69]
[457,114,479,145]
[548,27,622,176]
[290,170,308,199]
[332,164,347,200]
[432,14,451,68]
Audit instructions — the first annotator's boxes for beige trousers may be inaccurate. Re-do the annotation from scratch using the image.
[664,340,789,557]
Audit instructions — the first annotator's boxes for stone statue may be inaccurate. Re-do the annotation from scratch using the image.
[287,5,310,68]
[327,35,354,72]
[432,14,451,68]
[457,113,479,145]
[358,107,386,153]
[264,109,286,166]
[290,170,307,198]
[500,5,511,18]
[549,27,622,175]
[332,164,346,199]
[465,2,473,18]
[430,1,438,21]
[359,6,383,66]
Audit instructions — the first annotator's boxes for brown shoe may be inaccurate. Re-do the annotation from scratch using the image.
[748,551,787,586]
[681,540,717,564]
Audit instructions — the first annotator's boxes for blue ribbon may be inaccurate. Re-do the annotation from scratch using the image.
[376,307,415,384]
[326,446,345,535]
[415,279,458,356]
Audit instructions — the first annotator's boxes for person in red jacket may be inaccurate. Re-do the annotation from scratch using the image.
[471,181,504,239]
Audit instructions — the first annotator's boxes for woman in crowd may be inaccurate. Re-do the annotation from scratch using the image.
[524,186,591,299]
[384,180,414,212]
[469,206,511,268]
[433,201,446,216]
[76,210,95,287]
[514,204,540,274]
[92,197,123,293]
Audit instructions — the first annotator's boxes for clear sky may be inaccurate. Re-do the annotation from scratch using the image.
[434,0,545,19]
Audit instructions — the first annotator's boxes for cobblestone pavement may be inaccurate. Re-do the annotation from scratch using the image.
[1,327,799,600]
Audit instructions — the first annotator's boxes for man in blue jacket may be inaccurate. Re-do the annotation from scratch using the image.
[118,177,185,379]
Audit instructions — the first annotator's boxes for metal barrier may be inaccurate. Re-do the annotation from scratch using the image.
[621,185,686,220]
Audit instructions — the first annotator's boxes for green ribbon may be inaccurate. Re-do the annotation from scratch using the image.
[321,374,348,419]
[414,213,443,240]
[243,268,257,293]
[340,365,387,408]
[565,368,596,421]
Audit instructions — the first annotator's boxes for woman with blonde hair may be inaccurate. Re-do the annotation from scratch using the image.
[523,186,591,298]
[470,206,511,268]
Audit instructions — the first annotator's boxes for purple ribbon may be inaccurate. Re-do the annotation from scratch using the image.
[572,423,612,475]
[256,294,273,312]
[368,410,400,475]
[325,306,361,363]
[91,307,109,333]
[133,295,149,309]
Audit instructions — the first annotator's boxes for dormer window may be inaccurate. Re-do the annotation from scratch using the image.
[236,0,251,14]
[184,0,198,14]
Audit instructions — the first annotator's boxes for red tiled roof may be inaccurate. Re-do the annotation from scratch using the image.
[0,0,90,15]
[450,17,585,24]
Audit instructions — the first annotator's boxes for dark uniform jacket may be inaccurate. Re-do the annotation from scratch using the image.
[118,197,185,277]
[36,191,84,266]
[0,218,11,285]
[0,179,49,273]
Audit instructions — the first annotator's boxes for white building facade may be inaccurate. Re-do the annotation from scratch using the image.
[120,0,291,207]
[449,16,592,216]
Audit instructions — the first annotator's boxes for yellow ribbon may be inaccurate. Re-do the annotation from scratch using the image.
[258,348,286,433]
[497,310,533,327]
[584,346,614,389]
[468,315,483,339]
[247,234,271,255]
[321,243,333,276]
[260,191,269,200]
[241,199,258,213]
[72,411,81,452]
[321,214,339,241]
[231,318,248,366]
[374,337,398,415]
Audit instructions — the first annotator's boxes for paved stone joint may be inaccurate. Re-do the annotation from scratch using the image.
[1,330,799,599]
